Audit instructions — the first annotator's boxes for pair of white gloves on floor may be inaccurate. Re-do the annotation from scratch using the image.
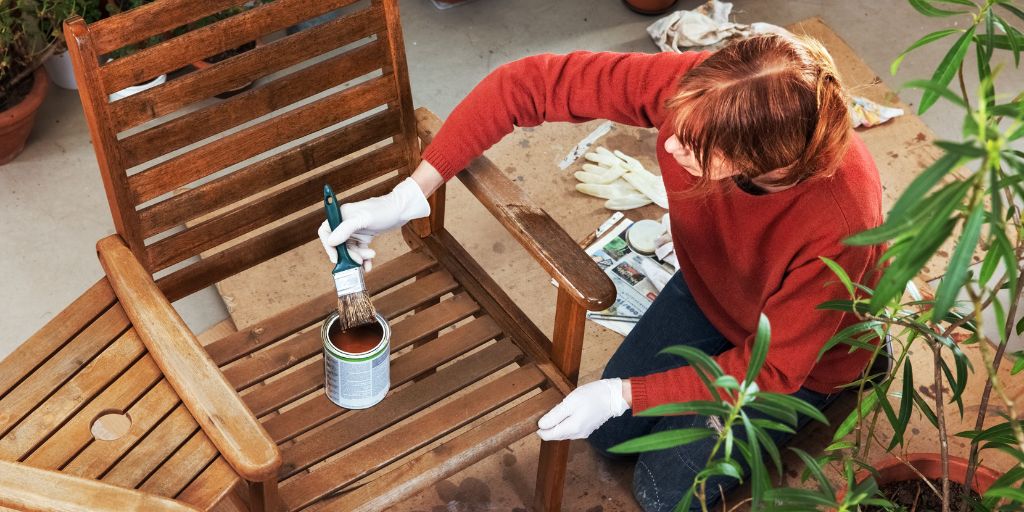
[317,177,633,441]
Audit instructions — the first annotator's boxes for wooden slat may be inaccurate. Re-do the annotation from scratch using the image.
[122,39,388,169]
[62,380,180,479]
[146,142,407,272]
[222,274,460,391]
[279,364,547,510]
[157,174,404,301]
[0,278,115,397]
[100,0,362,94]
[259,315,503,441]
[0,304,130,437]
[98,236,281,483]
[0,330,145,461]
[381,0,423,194]
[139,430,219,498]
[101,405,199,488]
[420,229,575,396]
[316,388,561,512]
[23,356,162,470]
[204,249,435,366]
[127,74,397,206]
[106,2,383,132]
[0,459,199,512]
[278,339,522,478]
[89,0,250,55]
[175,456,243,511]
[137,109,402,238]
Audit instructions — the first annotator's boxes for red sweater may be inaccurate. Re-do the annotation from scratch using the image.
[421,51,884,412]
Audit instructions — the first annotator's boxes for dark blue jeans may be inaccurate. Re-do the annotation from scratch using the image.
[588,272,836,512]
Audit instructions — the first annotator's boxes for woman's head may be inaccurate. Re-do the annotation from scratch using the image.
[665,32,850,189]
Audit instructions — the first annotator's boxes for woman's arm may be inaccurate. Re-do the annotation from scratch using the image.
[421,51,711,181]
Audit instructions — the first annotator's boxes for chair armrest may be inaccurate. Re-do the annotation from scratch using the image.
[96,235,282,482]
[414,107,616,311]
[0,459,198,512]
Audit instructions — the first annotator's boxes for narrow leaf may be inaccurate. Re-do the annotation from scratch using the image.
[891,28,962,74]
[933,201,985,319]
[608,428,715,454]
[745,314,771,385]
[919,26,977,114]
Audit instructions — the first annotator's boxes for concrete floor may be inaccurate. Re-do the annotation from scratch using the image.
[6,0,1019,359]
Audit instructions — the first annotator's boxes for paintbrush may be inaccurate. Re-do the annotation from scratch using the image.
[323,184,376,330]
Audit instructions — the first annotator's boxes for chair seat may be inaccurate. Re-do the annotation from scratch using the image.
[0,279,231,510]
[191,241,564,511]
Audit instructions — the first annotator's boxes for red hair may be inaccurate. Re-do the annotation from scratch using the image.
[667,33,850,188]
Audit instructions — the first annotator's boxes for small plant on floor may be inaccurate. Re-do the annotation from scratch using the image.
[609,315,890,512]
[818,0,1024,511]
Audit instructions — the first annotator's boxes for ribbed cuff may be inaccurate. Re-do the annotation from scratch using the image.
[629,377,652,413]
[421,143,465,182]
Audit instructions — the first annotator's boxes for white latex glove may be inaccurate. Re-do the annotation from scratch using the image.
[640,258,674,293]
[537,378,630,441]
[318,177,430,271]
[653,213,679,270]
[573,147,668,210]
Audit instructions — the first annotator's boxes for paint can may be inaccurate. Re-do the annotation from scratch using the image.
[321,311,390,409]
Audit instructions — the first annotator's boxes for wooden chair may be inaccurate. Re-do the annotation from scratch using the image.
[1,0,615,510]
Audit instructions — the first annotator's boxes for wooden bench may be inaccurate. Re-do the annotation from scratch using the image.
[0,0,616,510]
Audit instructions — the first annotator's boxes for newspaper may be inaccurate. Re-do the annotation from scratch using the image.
[582,215,677,336]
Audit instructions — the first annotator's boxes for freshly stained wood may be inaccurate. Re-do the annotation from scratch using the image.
[316,388,562,512]
[0,278,114,397]
[24,356,163,470]
[0,329,145,460]
[205,250,435,366]
[108,5,384,134]
[415,108,615,311]
[128,75,397,206]
[175,456,243,511]
[98,236,281,482]
[252,314,502,431]
[88,0,251,55]
[145,142,407,272]
[0,459,199,512]
[136,110,402,237]
[0,304,129,437]
[280,364,547,509]
[157,175,405,302]
[62,380,180,480]
[100,0,364,93]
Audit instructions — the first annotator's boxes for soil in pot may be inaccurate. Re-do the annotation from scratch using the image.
[192,41,256,99]
[863,478,981,511]
[1,73,35,112]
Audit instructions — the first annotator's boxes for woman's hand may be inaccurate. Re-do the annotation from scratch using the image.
[536,378,631,441]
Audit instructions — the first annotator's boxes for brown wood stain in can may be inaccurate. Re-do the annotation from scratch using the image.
[328,320,384,354]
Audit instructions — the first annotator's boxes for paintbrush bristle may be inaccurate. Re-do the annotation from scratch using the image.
[337,291,377,330]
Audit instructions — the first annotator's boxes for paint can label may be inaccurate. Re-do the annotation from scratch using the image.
[322,312,390,409]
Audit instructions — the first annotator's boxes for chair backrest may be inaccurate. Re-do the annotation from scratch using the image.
[65,0,419,302]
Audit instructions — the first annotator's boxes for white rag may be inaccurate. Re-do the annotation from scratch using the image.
[647,0,787,53]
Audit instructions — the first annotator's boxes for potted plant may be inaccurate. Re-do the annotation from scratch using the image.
[0,0,58,164]
[611,1,1024,510]
[41,0,103,90]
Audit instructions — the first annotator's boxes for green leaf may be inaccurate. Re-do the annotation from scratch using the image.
[745,314,770,385]
[834,392,878,441]
[741,412,767,509]
[934,140,987,157]
[993,14,1020,66]
[933,201,985,319]
[1012,352,1024,375]
[746,401,799,427]
[854,152,962,241]
[985,486,1024,503]
[608,428,715,454]
[913,388,940,428]
[705,459,743,480]
[909,0,971,16]
[714,375,740,390]
[636,400,731,417]
[757,393,829,425]
[890,360,915,450]
[891,28,963,75]
[820,256,855,297]
[919,26,977,114]
[998,2,1024,25]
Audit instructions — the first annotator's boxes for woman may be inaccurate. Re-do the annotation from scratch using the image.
[319,33,883,511]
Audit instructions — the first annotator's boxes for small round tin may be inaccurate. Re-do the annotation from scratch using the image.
[321,312,390,409]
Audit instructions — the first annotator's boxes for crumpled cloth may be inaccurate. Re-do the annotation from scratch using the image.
[849,95,904,128]
[647,0,787,52]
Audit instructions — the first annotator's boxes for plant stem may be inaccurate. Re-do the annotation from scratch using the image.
[931,343,951,512]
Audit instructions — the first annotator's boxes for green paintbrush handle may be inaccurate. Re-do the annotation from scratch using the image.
[323,185,359,274]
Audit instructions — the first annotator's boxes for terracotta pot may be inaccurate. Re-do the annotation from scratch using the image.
[0,67,50,165]
[624,0,678,15]
[839,453,1002,506]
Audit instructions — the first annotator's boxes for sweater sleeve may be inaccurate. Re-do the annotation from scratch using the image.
[629,244,876,413]
[421,51,712,180]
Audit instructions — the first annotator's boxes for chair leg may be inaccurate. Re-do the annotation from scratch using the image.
[534,439,570,511]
